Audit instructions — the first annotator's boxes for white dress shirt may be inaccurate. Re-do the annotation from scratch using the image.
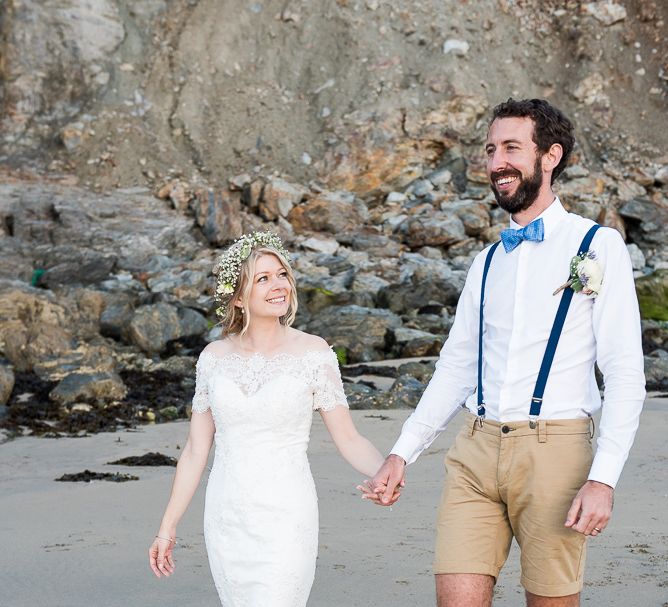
[391,198,645,488]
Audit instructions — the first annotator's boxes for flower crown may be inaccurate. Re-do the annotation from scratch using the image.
[213,231,291,319]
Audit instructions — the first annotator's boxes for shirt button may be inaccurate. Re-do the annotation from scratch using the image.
[501,425,511,434]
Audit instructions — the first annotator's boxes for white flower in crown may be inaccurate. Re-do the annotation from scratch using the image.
[553,251,603,297]
[212,231,290,318]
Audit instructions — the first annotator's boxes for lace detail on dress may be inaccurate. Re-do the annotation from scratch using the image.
[195,347,349,411]
[192,352,213,413]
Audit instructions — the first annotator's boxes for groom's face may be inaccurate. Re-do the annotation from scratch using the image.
[485,117,544,214]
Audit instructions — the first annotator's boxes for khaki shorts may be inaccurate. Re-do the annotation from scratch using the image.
[434,413,594,597]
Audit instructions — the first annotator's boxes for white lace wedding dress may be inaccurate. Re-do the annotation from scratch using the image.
[191,347,348,607]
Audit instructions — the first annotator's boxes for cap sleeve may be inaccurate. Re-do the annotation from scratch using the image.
[312,349,349,412]
[191,351,212,414]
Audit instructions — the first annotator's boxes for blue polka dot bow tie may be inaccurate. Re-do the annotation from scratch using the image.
[500,218,545,253]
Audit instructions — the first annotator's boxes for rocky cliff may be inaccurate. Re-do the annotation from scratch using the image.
[1,0,666,438]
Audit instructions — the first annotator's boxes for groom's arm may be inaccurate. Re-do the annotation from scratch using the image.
[370,252,486,504]
[566,228,645,535]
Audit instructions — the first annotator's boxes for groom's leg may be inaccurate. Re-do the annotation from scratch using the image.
[435,573,494,607]
[525,591,579,606]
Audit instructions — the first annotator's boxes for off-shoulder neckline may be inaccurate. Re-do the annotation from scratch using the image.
[199,347,337,363]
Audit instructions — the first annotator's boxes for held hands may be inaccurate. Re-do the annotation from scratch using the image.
[564,480,614,537]
[357,454,406,506]
[148,531,177,578]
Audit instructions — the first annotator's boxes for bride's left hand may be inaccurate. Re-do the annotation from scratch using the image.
[356,479,403,505]
[149,535,176,578]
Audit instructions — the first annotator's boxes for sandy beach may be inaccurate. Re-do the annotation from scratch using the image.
[1,400,666,607]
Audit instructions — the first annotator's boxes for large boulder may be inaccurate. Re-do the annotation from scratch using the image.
[128,303,208,354]
[305,305,402,362]
[0,282,76,372]
[378,255,465,314]
[644,353,668,391]
[397,215,467,249]
[50,371,127,405]
[259,177,307,221]
[391,327,443,358]
[288,191,368,235]
[34,245,117,287]
[619,199,668,246]
[192,189,243,246]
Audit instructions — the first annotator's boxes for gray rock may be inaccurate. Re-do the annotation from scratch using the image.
[351,233,402,258]
[563,165,590,180]
[382,375,426,408]
[627,244,646,271]
[386,192,407,203]
[619,199,668,245]
[398,215,467,248]
[305,305,402,362]
[397,361,435,383]
[455,202,491,237]
[407,179,434,198]
[150,355,197,377]
[583,2,626,26]
[260,178,307,220]
[641,320,668,353]
[343,381,384,410]
[178,307,209,339]
[426,168,452,187]
[298,269,355,314]
[349,273,390,308]
[378,256,464,314]
[35,246,117,287]
[228,173,251,191]
[288,191,368,235]
[644,354,668,391]
[192,189,243,246]
[50,371,127,405]
[654,165,668,186]
[0,363,15,406]
[100,296,135,340]
[416,246,443,260]
[302,236,340,255]
[32,344,117,382]
[128,303,180,353]
[392,327,443,357]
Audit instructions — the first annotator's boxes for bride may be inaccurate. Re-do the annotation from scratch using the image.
[148,231,398,606]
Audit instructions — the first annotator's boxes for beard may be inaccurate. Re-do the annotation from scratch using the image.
[490,156,543,214]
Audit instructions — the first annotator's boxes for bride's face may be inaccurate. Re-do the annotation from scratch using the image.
[244,254,291,320]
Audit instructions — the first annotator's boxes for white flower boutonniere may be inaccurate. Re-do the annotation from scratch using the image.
[553,251,603,296]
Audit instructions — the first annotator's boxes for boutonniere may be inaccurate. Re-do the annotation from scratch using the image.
[553,251,603,296]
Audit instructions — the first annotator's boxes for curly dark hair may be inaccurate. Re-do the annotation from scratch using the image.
[490,98,575,184]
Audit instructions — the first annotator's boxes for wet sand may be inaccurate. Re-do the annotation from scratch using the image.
[1,400,666,607]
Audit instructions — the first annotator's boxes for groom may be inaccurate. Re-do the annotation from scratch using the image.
[369,99,645,606]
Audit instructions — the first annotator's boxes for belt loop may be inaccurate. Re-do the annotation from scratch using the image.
[538,420,547,443]
[589,416,595,439]
[470,415,477,436]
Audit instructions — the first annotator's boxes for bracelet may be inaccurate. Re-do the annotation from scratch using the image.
[155,535,177,545]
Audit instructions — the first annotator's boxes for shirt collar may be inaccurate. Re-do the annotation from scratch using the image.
[508,197,567,239]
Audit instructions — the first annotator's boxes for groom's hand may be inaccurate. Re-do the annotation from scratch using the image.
[564,479,614,536]
[371,454,406,506]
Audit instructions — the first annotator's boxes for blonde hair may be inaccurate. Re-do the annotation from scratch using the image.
[220,247,298,336]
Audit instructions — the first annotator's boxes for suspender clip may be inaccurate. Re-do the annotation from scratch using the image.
[529,414,539,430]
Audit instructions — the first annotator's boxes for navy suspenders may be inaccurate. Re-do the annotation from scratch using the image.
[476,224,600,426]
[476,241,501,419]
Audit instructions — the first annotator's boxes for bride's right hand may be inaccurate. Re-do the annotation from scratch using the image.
[149,531,177,578]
